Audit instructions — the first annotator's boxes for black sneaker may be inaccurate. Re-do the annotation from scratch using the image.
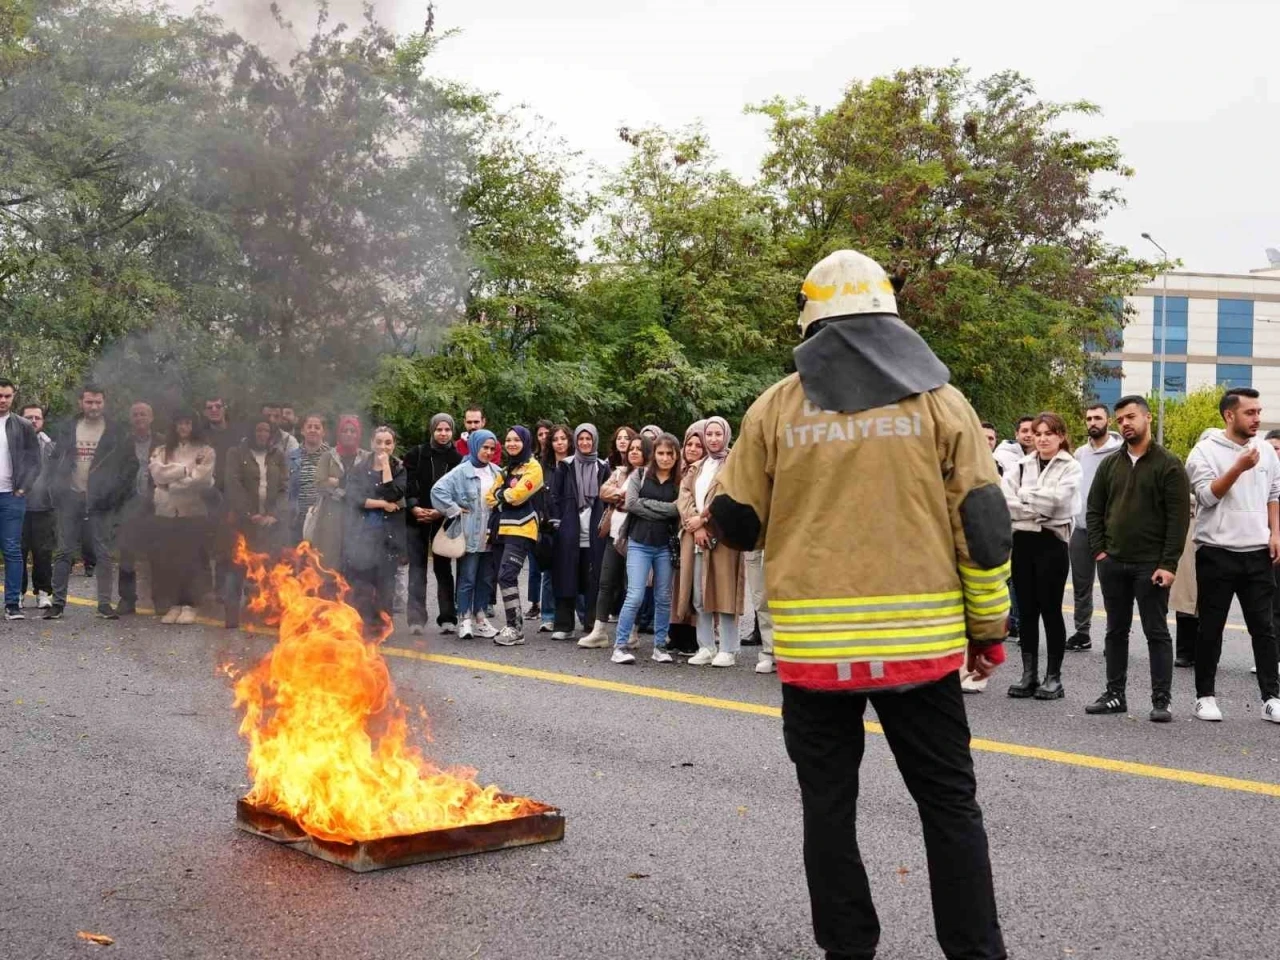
[115,602,136,616]
[44,605,64,620]
[96,603,119,620]
[1065,633,1092,651]
[741,624,763,647]
[1174,657,1194,668]
[5,607,24,621]
[1085,693,1127,715]
[1149,700,1173,723]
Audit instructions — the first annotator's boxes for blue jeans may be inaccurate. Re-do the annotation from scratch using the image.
[540,569,555,624]
[615,541,673,649]
[0,492,26,609]
[457,550,494,619]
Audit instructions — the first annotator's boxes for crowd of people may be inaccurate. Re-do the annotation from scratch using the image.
[977,387,1280,724]
[2,376,1279,717]
[0,385,773,673]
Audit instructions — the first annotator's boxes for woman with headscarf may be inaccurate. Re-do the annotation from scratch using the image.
[431,428,501,640]
[639,424,663,444]
[404,413,463,635]
[533,424,574,633]
[490,425,546,646]
[223,417,289,629]
[579,434,651,648]
[662,420,707,656]
[677,415,745,666]
[524,419,557,622]
[548,423,613,640]
[311,414,368,572]
[344,425,407,632]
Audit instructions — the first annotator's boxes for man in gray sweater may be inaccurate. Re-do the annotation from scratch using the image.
[1066,404,1123,651]
[1184,387,1280,723]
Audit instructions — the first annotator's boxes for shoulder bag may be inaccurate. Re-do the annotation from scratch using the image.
[431,515,467,559]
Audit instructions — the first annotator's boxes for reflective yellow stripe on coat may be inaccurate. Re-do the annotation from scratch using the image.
[958,561,1011,631]
[770,591,967,662]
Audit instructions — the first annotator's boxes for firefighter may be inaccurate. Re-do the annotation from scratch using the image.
[708,250,1012,960]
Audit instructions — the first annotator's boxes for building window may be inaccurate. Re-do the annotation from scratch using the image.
[1217,298,1254,358]
[1088,359,1123,408]
[1157,360,1186,397]
[1216,363,1252,389]
[1152,295,1189,355]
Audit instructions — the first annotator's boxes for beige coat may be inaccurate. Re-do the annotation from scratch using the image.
[676,457,744,619]
[150,443,216,518]
[1169,497,1199,616]
[310,447,369,571]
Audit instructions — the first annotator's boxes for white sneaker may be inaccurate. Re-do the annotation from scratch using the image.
[577,625,610,648]
[711,651,737,668]
[494,626,525,646]
[551,631,574,641]
[538,622,554,633]
[1263,698,1280,724]
[651,648,674,663]
[688,648,715,666]
[458,618,474,640]
[440,622,457,635]
[36,591,52,609]
[409,624,424,636]
[176,606,197,625]
[960,670,988,694]
[1194,696,1223,722]
[161,607,181,624]
[611,648,636,665]
[474,618,498,639]
[755,655,776,675]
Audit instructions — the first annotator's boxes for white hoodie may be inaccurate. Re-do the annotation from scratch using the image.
[1185,429,1280,551]
[1002,450,1082,542]
[993,439,1030,477]
[1074,431,1124,527]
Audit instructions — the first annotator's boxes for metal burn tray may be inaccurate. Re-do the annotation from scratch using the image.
[235,797,565,872]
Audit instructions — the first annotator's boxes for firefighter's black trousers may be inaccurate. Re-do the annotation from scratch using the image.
[781,673,1006,960]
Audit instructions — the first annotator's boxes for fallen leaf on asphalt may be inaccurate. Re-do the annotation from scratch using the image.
[896,866,910,883]
[626,873,650,880]
[737,806,747,817]
[76,931,114,945]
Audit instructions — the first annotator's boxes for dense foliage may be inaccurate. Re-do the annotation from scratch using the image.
[2,1,1153,445]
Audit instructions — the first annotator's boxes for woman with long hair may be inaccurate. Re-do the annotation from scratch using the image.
[1002,412,1082,700]
[677,416,745,666]
[608,425,636,469]
[290,413,330,546]
[664,421,706,655]
[579,434,651,648]
[611,432,682,664]
[344,425,407,632]
[524,419,556,621]
[149,411,216,624]
[223,418,288,629]
[431,429,501,640]
[404,413,463,635]
[491,425,545,646]
[548,423,612,640]
[311,415,368,573]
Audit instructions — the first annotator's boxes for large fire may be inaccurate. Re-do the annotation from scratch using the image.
[227,540,539,844]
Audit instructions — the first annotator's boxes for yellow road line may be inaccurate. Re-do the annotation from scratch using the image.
[1062,605,1247,633]
[63,597,1280,798]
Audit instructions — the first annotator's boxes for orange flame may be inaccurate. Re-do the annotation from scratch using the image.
[229,538,538,843]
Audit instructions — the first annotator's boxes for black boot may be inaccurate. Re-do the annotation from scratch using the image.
[742,612,762,647]
[1035,652,1065,699]
[1007,647,1039,698]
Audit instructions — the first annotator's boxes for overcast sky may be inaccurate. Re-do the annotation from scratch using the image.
[229,0,1280,274]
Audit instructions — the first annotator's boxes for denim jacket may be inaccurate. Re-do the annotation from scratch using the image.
[430,460,496,553]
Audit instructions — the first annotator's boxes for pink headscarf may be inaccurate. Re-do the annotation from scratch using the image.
[703,416,732,461]
[336,415,363,457]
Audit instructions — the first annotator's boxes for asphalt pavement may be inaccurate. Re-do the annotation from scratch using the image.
[3,576,1279,960]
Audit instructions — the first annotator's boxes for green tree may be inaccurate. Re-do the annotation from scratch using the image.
[1154,386,1224,460]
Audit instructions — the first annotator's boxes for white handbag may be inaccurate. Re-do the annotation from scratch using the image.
[431,516,466,559]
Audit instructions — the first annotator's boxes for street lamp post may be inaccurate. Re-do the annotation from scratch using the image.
[1142,232,1171,446]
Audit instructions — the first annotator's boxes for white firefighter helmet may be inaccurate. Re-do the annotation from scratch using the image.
[797,250,898,336]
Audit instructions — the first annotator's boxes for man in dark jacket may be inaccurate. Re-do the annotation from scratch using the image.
[115,401,164,616]
[404,413,463,633]
[46,386,138,620]
[1,378,42,619]
[19,402,55,611]
[1085,394,1190,722]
